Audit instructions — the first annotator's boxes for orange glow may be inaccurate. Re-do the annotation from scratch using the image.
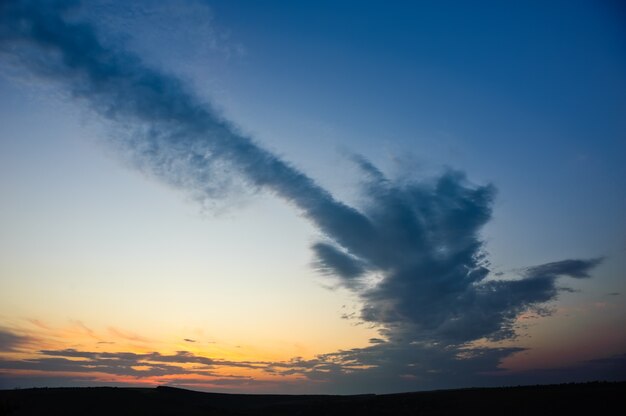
[0,320,341,392]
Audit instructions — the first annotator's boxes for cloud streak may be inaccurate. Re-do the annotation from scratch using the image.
[0,329,32,352]
[0,0,604,390]
[2,344,622,393]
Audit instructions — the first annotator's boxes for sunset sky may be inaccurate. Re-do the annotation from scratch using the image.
[0,0,625,394]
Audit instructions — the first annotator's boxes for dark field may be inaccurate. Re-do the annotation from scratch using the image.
[1,382,623,415]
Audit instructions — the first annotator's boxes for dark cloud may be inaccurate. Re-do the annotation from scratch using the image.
[0,349,258,379]
[0,347,276,390]
[0,329,31,352]
[1,345,623,393]
[311,163,602,345]
[260,341,527,393]
[184,338,196,343]
[523,259,603,280]
[312,242,366,284]
[0,0,605,391]
[0,0,373,249]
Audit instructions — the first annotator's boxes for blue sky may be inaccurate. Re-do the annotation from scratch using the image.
[0,0,624,393]
[212,0,626,265]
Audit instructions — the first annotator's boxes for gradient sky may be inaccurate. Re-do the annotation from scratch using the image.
[0,0,625,394]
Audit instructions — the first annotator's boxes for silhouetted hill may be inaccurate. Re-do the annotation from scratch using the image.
[0,381,624,415]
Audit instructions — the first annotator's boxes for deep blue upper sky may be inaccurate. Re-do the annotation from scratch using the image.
[207,0,626,262]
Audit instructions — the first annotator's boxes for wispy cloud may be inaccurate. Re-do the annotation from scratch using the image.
[0,328,32,352]
[107,327,151,344]
[2,343,622,393]
[0,346,304,391]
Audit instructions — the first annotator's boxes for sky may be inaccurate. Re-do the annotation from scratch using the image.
[0,0,624,394]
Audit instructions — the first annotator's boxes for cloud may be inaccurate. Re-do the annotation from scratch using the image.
[0,329,31,352]
[0,0,605,391]
[312,242,367,284]
[0,348,263,379]
[523,259,603,280]
[309,163,602,345]
[261,341,527,393]
[1,344,622,394]
[107,327,150,343]
[0,347,313,391]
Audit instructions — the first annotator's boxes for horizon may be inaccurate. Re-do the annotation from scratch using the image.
[3,379,624,395]
[2,382,622,416]
[0,0,625,394]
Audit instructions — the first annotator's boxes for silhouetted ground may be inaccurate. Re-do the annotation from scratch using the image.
[0,381,623,415]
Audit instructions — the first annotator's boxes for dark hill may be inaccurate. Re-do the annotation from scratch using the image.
[1,381,624,415]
